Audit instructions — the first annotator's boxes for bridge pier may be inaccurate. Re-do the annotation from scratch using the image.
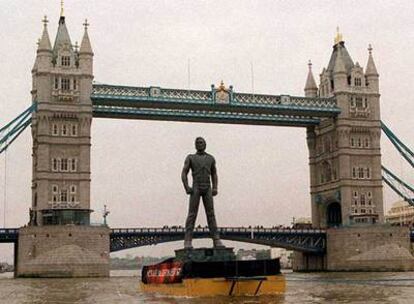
[17,226,110,278]
[293,225,414,271]
[325,225,414,271]
[292,252,326,271]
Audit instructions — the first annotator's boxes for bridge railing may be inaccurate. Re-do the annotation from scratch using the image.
[110,226,326,235]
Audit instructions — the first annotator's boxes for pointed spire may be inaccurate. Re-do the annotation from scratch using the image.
[53,8,73,52]
[365,44,378,76]
[333,45,346,74]
[79,19,93,55]
[305,60,318,90]
[38,15,52,51]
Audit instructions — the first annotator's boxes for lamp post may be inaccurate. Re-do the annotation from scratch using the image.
[103,204,110,226]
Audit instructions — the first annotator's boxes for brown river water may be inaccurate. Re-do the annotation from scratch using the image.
[0,270,413,303]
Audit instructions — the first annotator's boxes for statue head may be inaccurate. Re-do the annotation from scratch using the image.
[195,137,206,152]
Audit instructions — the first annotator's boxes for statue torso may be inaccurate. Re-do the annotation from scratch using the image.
[188,153,215,188]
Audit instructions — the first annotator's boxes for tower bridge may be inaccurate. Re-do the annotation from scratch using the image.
[1,7,414,277]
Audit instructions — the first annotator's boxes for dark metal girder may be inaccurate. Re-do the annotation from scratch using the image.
[109,228,327,253]
[92,106,321,127]
[91,96,340,118]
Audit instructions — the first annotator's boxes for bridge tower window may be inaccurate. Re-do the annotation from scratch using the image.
[61,159,68,171]
[70,185,76,194]
[69,158,77,172]
[62,124,68,136]
[61,78,70,91]
[358,167,364,179]
[352,167,357,179]
[327,202,342,227]
[52,158,58,171]
[71,124,78,136]
[61,56,71,67]
[73,79,77,90]
[52,123,59,136]
[360,194,366,205]
[60,189,68,202]
[54,77,59,90]
[365,168,371,179]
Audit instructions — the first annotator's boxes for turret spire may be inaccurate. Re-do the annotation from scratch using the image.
[38,15,52,51]
[304,60,318,97]
[365,44,378,76]
[80,19,93,55]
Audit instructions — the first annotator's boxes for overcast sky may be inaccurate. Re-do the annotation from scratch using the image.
[0,0,413,262]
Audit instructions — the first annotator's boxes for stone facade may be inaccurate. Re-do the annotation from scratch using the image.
[305,36,383,228]
[326,225,414,271]
[17,226,110,277]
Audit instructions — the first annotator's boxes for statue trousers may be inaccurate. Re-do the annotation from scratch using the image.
[184,186,220,243]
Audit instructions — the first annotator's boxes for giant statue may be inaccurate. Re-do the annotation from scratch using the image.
[181,137,224,249]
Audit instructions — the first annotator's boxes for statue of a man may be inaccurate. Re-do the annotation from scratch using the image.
[181,137,224,249]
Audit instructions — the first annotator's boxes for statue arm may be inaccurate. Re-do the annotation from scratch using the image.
[181,155,192,194]
[211,158,218,195]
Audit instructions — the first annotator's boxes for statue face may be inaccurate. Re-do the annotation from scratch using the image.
[195,137,206,152]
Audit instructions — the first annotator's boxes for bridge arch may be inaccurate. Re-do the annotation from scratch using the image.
[326,202,342,227]
[109,227,326,254]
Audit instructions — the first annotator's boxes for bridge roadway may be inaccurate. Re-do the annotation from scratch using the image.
[2,227,414,254]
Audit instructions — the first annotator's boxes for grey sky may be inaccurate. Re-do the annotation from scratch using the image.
[0,0,413,261]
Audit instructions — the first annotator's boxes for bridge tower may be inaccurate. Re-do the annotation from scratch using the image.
[16,9,109,277]
[306,33,383,228]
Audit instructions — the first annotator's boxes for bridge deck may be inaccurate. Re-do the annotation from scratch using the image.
[91,84,340,127]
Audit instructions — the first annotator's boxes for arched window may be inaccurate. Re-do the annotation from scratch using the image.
[365,168,371,179]
[69,158,77,172]
[52,124,58,136]
[62,124,67,136]
[52,158,58,171]
[71,124,78,136]
[70,185,77,194]
[352,167,357,179]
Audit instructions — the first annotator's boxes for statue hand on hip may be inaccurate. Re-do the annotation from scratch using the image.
[186,187,193,195]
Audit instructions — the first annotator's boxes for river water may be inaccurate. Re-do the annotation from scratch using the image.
[0,270,413,303]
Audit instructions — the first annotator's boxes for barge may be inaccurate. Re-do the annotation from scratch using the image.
[140,247,285,297]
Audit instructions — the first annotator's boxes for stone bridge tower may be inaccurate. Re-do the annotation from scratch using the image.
[30,14,93,227]
[305,33,383,228]
[17,9,109,277]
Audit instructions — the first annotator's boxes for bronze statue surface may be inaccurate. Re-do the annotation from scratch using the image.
[181,137,224,249]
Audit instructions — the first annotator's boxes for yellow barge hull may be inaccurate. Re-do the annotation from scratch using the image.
[140,275,285,297]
